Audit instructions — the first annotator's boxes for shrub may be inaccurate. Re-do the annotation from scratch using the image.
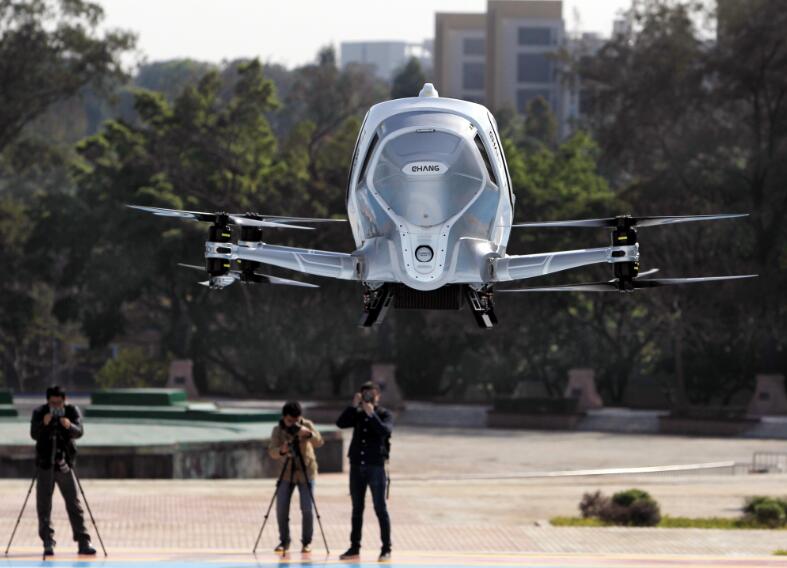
[743,496,787,515]
[754,501,786,528]
[742,496,787,528]
[579,491,609,519]
[597,489,661,527]
[611,489,652,508]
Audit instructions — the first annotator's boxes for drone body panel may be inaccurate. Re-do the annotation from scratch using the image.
[346,90,514,291]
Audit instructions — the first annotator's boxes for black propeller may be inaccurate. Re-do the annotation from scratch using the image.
[510,213,747,229]
[177,263,318,288]
[498,274,757,293]
[127,205,346,230]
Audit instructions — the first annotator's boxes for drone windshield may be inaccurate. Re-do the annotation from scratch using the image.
[370,129,488,227]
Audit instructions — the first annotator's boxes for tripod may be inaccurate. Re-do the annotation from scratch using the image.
[4,422,107,558]
[253,437,329,555]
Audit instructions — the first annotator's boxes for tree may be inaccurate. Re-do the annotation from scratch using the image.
[391,57,426,99]
[578,0,786,404]
[0,0,135,154]
[0,0,134,390]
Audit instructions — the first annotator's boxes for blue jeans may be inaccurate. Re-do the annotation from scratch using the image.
[276,480,314,546]
[350,464,391,550]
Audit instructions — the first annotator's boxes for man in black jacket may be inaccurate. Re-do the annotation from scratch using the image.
[30,385,95,557]
[336,381,393,562]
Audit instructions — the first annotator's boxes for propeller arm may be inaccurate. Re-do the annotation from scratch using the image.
[206,242,358,281]
[491,245,639,283]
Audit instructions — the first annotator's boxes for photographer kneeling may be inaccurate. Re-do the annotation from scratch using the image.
[267,401,324,554]
[30,385,95,557]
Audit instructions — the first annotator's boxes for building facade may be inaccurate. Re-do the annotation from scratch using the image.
[434,13,487,104]
[435,0,588,137]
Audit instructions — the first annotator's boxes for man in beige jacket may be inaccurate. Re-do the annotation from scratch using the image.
[267,401,324,554]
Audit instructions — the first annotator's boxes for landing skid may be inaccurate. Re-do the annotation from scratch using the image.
[466,288,497,329]
[359,285,497,329]
[359,285,394,327]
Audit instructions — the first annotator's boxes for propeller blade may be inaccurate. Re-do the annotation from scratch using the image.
[177,263,206,273]
[511,213,748,229]
[636,268,660,278]
[635,213,748,227]
[127,204,215,222]
[633,274,758,288]
[499,274,756,294]
[510,218,615,228]
[128,205,331,229]
[498,281,618,293]
[228,215,314,230]
[255,215,347,223]
[252,274,319,288]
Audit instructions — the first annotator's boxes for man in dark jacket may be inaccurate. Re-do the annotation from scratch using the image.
[336,381,393,562]
[30,385,94,557]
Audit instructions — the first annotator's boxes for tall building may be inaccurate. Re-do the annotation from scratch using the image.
[340,40,433,80]
[435,1,578,136]
[434,13,487,103]
[486,0,564,116]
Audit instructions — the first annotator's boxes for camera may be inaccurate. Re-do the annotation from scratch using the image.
[285,423,302,436]
[50,407,65,419]
[361,390,375,403]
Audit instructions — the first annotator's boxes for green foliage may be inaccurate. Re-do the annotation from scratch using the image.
[95,348,168,389]
[552,515,787,529]
[578,489,661,527]
[611,488,652,508]
[391,57,426,99]
[579,490,609,519]
[753,502,786,528]
[3,0,784,401]
[0,0,135,153]
[579,0,787,403]
[743,496,787,528]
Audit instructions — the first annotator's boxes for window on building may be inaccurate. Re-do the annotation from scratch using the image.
[463,37,485,55]
[517,53,553,83]
[463,62,485,90]
[518,26,553,46]
[517,89,554,114]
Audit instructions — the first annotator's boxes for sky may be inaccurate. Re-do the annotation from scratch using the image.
[99,0,632,69]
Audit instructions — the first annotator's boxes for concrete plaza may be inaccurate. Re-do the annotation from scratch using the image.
[2,427,787,566]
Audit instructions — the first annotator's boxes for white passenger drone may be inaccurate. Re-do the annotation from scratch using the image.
[130,83,755,328]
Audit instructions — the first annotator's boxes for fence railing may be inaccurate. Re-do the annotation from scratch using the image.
[751,452,787,473]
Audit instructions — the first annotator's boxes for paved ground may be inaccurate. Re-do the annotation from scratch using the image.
[2,427,787,564]
[3,549,787,567]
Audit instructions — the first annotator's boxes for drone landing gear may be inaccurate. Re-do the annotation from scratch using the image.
[359,285,393,327]
[466,288,497,329]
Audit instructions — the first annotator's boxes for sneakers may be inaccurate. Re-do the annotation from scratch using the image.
[78,541,96,555]
[43,543,54,557]
[339,546,360,560]
[274,541,290,554]
[378,548,392,562]
[301,543,312,553]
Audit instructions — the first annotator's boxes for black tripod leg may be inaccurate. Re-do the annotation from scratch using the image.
[295,452,329,555]
[71,470,107,557]
[4,471,36,556]
[253,457,290,554]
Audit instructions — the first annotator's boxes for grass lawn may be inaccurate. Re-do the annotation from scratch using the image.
[550,516,787,530]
